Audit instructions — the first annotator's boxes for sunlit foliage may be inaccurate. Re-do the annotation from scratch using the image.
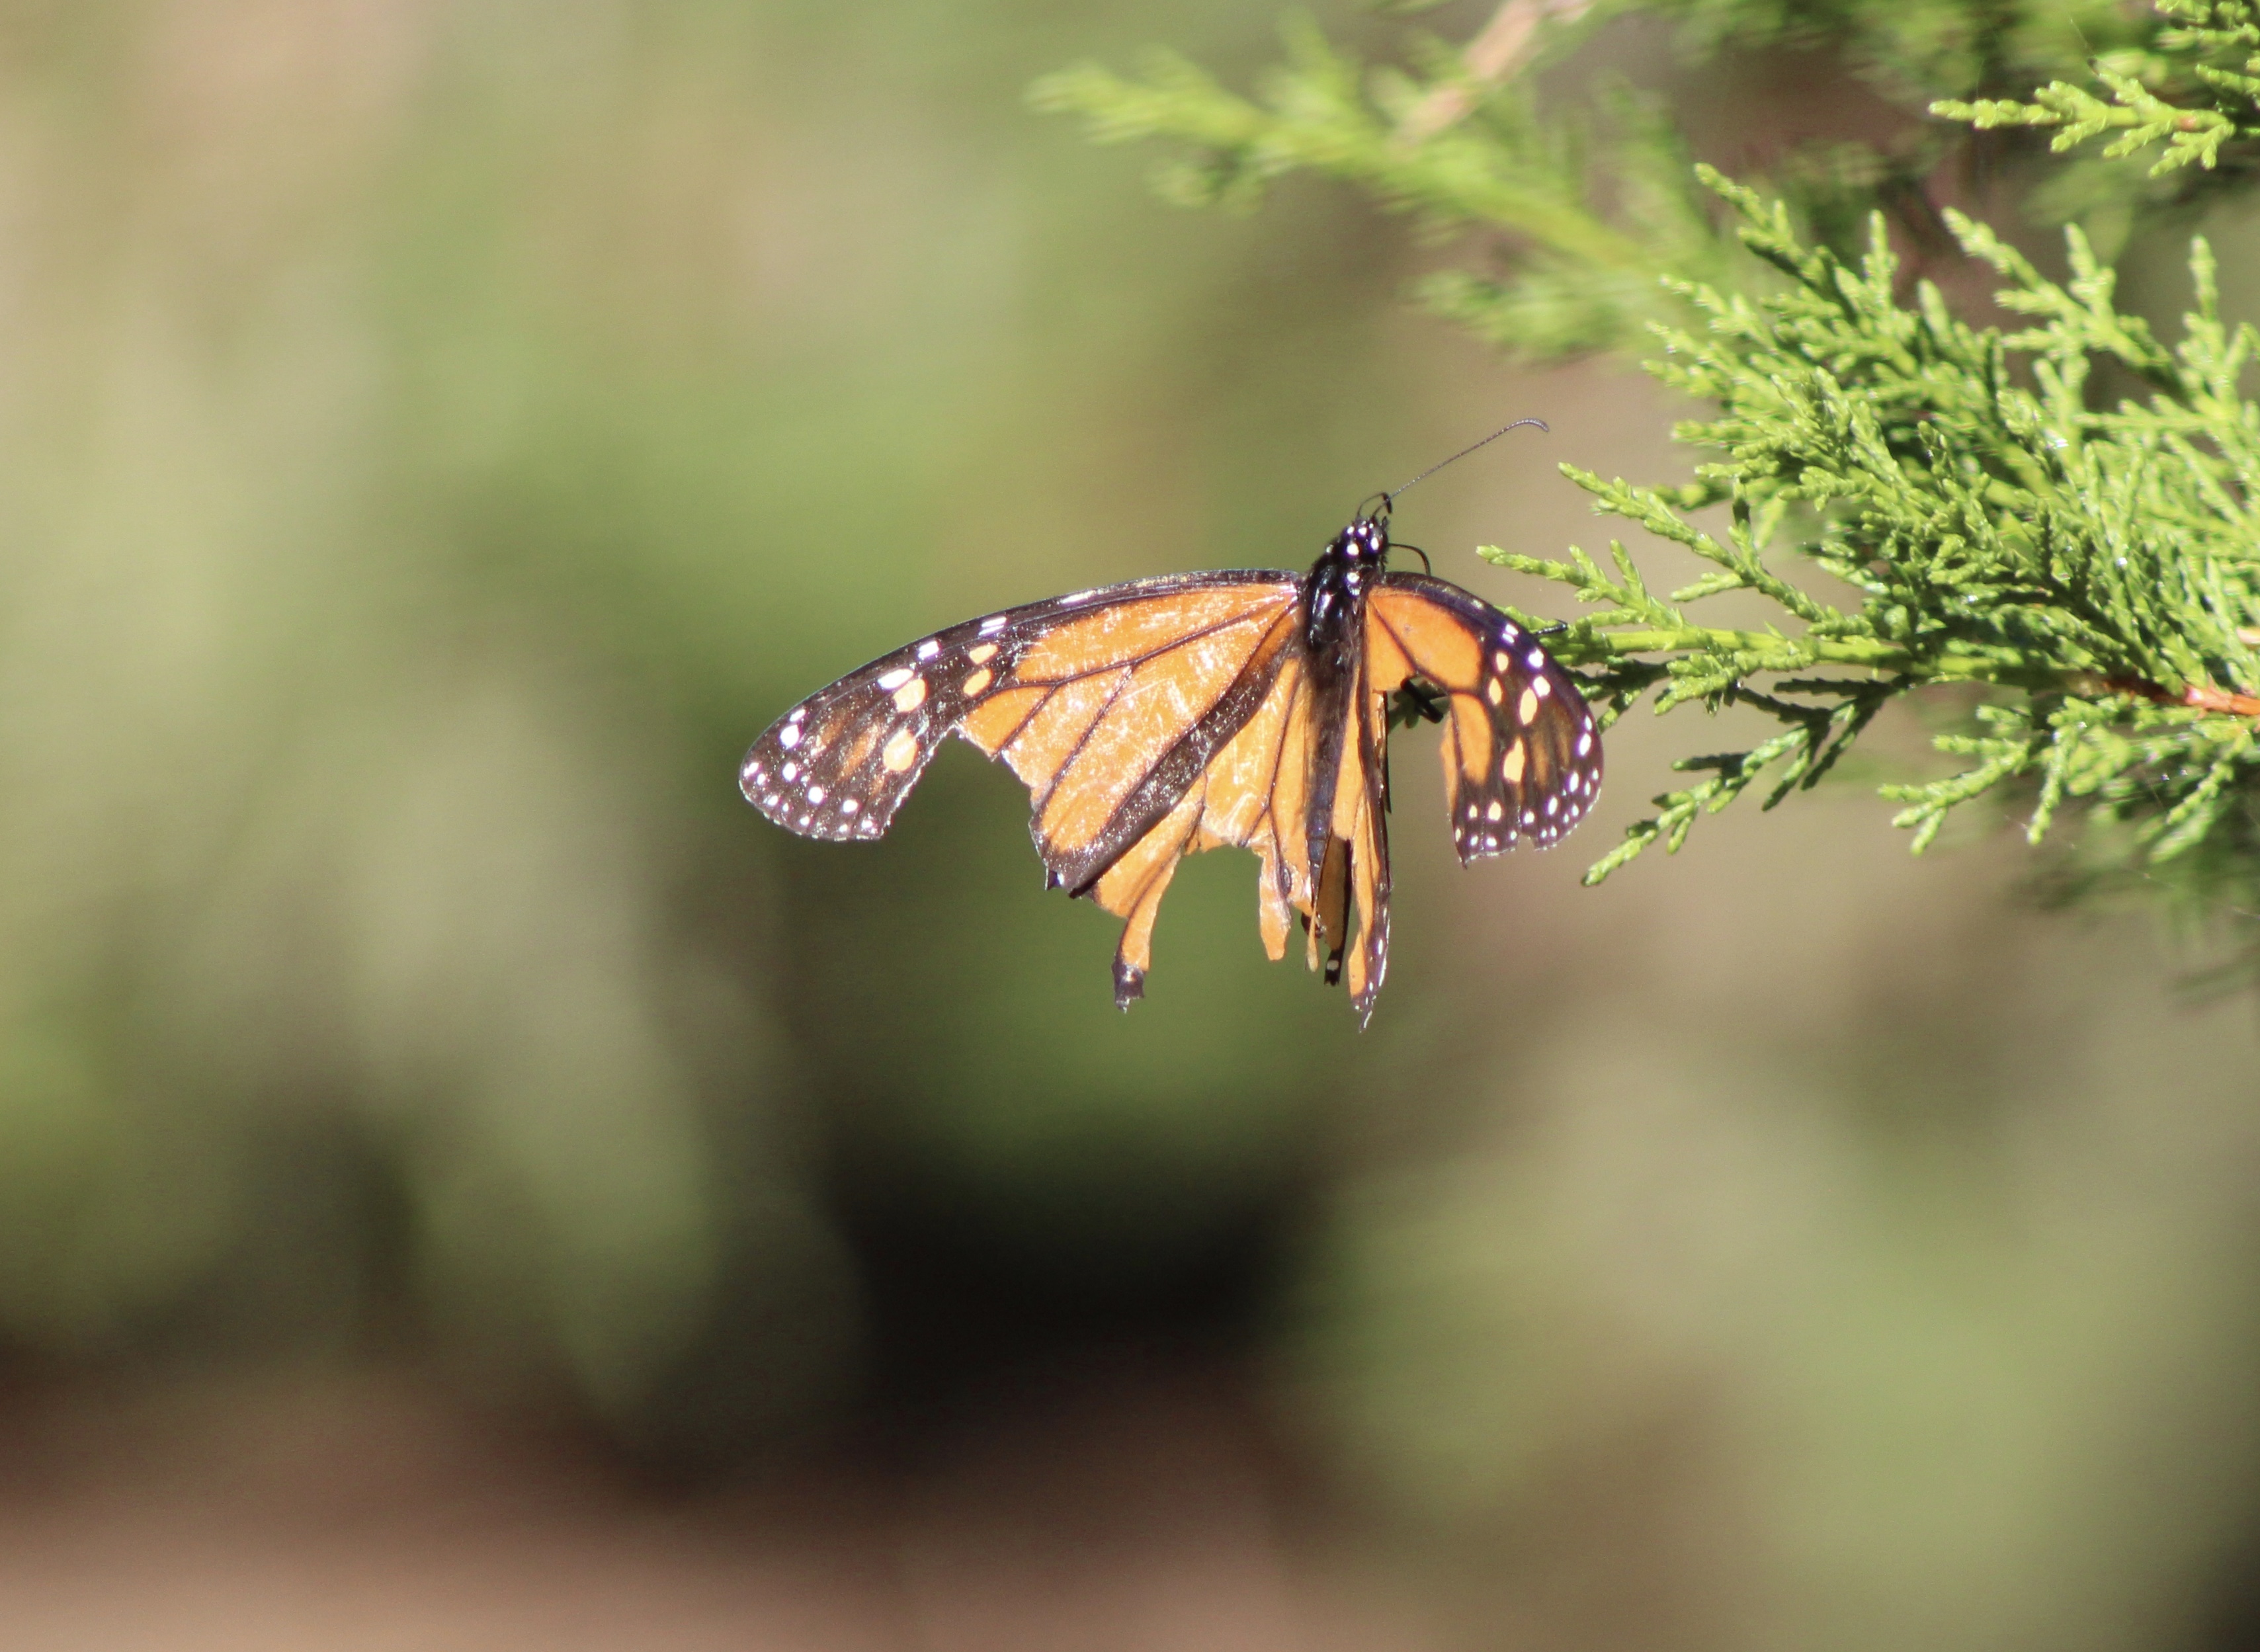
[1040,1,2260,953]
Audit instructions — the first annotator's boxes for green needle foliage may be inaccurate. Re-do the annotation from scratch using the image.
[1936,0,2260,184]
[1036,2,2260,948]
[1031,21,1724,358]
[1495,173,2260,882]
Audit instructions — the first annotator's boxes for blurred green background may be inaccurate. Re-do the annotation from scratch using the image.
[5,2,2260,1648]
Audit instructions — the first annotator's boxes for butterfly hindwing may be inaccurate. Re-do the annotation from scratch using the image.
[1294,653,1395,1025]
[1344,661,1393,1020]
[1091,634,1334,1007]
[1194,652,1310,963]
[1364,574,1602,862]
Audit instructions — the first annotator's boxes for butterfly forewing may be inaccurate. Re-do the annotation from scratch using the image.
[741,571,1301,861]
[1011,597,1300,892]
[1040,607,1300,896]
[1364,575,1602,862]
[741,611,1029,841]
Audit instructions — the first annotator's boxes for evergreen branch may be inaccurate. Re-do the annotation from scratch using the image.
[1478,176,2260,883]
[1031,22,1730,358]
[1935,75,2243,176]
[1030,25,1649,264]
[1933,1,2260,179]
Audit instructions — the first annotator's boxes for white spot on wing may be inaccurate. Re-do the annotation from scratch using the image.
[980,615,1007,635]
[917,640,941,660]
[779,724,800,749]
[781,762,798,780]
[877,668,913,690]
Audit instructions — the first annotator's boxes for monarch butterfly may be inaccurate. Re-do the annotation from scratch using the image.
[741,431,1603,1025]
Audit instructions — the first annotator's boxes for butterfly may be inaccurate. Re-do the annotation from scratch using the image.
[741,453,1603,1026]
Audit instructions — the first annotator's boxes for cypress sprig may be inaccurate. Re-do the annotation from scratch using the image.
[1934,0,2260,179]
[1030,22,1728,358]
[1493,171,2260,881]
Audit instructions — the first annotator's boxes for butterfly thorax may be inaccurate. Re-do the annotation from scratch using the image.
[1300,514,1390,670]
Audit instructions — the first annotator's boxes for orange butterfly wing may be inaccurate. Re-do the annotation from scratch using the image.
[1086,643,1318,1005]
[1364,573,1603,860]
[741,573,1296,842]
[742,573,1305,1005]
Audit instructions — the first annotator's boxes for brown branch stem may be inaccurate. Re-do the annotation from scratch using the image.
[1392,0,1594,146]
[2102,675,2260,718]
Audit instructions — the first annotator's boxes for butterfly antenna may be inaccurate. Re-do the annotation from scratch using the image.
[1381,417,1549,511]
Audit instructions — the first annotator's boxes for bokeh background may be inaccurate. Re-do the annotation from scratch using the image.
[2,2,2259,1648]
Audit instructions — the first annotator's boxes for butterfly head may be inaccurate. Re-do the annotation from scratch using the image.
[1337,498,1430,578]
[1338,502,1393,569]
